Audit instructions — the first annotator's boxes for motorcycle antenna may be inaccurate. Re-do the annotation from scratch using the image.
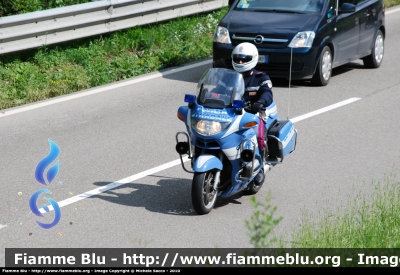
[287,46,294,120]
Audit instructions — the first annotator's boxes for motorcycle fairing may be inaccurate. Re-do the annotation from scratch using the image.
[220,111,259,139]
[191,105,234,123]
[185,101,237,145]
[218,127,261,198]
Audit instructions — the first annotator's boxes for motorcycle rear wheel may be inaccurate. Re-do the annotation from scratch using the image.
[192,171,218,215]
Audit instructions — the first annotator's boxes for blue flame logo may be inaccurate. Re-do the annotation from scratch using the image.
[29,189,61,229]
[30,139,61,229]
[35,139,60,185]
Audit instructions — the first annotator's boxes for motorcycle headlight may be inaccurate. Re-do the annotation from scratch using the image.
[213,26,231,44]
[192,119,231,136]
[288,31,315,48]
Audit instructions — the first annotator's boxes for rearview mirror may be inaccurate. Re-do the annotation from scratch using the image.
[339,3,356,13]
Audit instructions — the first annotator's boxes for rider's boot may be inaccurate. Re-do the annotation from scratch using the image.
[262,144,279,164]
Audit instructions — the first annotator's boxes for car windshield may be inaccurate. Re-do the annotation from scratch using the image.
[235,0,324,13]
[196,68,245,109]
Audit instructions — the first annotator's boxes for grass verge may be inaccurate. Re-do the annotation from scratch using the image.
[0,7,228,110]
[245,170,400,249]
[290,171,400,248]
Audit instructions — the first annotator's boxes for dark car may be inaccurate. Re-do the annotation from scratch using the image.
[213,0,385,86]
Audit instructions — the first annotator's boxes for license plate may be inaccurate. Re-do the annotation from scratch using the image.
[258,55,269,64]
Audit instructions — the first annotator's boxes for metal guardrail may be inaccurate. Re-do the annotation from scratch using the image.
[0,0,229,55]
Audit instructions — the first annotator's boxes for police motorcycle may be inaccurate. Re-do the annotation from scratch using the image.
[175,68,297,215]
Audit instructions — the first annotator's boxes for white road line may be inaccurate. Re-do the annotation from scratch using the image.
[0,224,8,229]
[387,6,400,15]
[290,97,361,123]
[39,156,189,213]
[38,97,361,213]
[0,60,212,118]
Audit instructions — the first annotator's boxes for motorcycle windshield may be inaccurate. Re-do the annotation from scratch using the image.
[196,68,245,109]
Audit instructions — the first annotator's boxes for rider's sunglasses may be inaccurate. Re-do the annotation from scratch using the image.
[232,54,253,63]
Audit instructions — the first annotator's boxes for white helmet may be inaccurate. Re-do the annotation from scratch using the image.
[231,42,259,73]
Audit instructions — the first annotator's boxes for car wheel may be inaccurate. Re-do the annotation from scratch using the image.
[311,46,332,86]
[362,30,384,68]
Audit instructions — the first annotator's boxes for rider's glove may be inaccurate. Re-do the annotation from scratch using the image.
[252,102,264,113]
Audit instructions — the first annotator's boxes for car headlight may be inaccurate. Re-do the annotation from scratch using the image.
[214,26,231,44]
[192,119,231,136]
[288,31,315,48]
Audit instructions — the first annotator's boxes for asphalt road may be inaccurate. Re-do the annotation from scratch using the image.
[1,6,400,268]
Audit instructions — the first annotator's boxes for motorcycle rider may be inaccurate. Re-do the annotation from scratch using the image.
[231,42,274,186]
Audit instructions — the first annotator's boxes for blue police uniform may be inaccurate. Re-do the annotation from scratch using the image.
[242,69,273,113]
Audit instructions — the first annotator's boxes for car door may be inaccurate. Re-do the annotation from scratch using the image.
[356,0,378,56]
[333,0,360,66]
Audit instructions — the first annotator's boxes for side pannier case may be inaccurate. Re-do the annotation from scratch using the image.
[267,120,297,161]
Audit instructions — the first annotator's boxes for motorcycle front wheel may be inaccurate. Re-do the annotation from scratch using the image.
[192,171,218,215]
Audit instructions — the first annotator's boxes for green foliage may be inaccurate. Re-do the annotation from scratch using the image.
[290,171,400,248]
[0,0,91,16]
[385,0,400,7]
[245,192,283,248]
